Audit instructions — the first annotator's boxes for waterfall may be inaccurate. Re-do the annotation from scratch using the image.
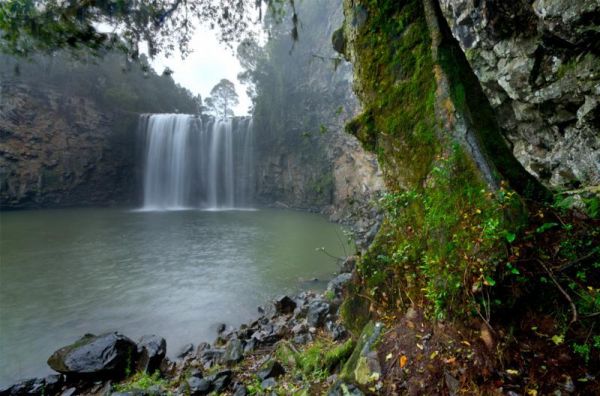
[139,114,254,210]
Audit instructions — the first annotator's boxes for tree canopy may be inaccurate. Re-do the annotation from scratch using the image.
[0,0,297,59]
[205,78,239,118]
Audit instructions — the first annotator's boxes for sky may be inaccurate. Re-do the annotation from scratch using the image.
[149,27,252,116]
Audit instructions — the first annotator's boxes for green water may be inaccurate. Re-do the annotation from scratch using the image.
[0,208,352,385]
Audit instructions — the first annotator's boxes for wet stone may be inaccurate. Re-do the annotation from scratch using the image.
[47,333,138,379]
[222,339,244,364]
[260,378,277,390]
[307,300,330,327]
[187,376,211,396]
[274,295,297,314]
[257,361,285,380]
[177,343,194,359]
[136,335,166,374]
[207,370,232,393]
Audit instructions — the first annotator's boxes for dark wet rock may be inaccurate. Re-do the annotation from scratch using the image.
[194,342,210,356]
[0,377,53,396]
[44,375,64,394]
[47,333,137,379]
[326,321,348,341]
[158,357,177,378]
[188,369,202,379]
[260,378,277,390]
[327,380,365,396]
[223,339,244,364]
[177,343,194,359]
[232,383,247,396]
[291,322,307,335]
[197,347,224,369]
[271,320,289,338]
[237,326,254,340]
[206,370,232,393]
[243,337,257,354]
[274,295,297,314]
[307,300,330,327]
[293,333,313,345]
[215,325,236,344]
[89,380,112,396]
[187,376,211,395]
[332,27,346,56]
[136,335,166,374]
[257,361,285,380]
[250,329,280,346]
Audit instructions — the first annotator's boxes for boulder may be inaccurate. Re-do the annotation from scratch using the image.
[257,361,285,380]
[232,383,248,396]
[274,295,297,314]
[307,300,330,327]
[206,370,232,393]
[136,335,166,374]
[47,333,137,379]
[187,376,211,396]
[222,339,244,364]
[197,347,224,369]
[243,337,257,354]
[326,321,348,341]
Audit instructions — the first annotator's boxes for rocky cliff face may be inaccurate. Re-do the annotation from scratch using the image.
[438,0,600,189]
[0,82,136,209]
[253,1,384,230]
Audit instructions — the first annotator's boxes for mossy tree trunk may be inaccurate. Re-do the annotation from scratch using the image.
[338,0,550,321]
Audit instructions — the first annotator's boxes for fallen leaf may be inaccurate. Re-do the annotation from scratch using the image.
[430,351,439,360]
[399,355,408,368]
[444,357,456,364]
[385,353,393,361]
[506,369,520,376]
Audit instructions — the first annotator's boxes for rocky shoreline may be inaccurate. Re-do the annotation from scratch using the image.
[1,257,379,396]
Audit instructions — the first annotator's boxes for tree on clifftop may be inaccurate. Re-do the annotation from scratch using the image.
[205,79,238,119]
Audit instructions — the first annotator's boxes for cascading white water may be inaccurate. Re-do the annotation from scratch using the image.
[139,114,254,210]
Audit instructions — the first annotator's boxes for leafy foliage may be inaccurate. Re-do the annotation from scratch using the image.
[0,0,297,59]
[0,51,199,113]
[205,78,239,118]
